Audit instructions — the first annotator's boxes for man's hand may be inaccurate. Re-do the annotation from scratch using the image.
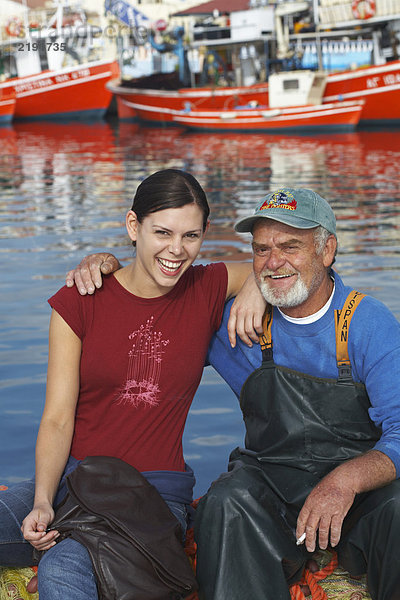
[65,253,121,295]
[227,273,266,348]
[296,470,356,553]
[296,450,396,553]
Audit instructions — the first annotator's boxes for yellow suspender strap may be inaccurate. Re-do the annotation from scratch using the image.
[259,304,273,358]
[335,290,366,377]
[257,291,365,369]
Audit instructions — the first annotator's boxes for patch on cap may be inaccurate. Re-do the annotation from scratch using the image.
[260,190,297,212]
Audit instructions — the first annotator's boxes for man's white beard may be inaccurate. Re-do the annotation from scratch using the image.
[258,272,310,308]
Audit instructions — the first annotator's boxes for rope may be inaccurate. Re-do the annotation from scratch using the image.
[289,551,339,600]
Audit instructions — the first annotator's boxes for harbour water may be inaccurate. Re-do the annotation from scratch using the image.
[1,120,400,496]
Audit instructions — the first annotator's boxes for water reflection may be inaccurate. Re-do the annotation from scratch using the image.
[1,120,400,492]
[2,123,399,254]
[117,125,400,258]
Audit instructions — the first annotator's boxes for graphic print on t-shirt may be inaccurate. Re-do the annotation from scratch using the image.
[116,317,169,408]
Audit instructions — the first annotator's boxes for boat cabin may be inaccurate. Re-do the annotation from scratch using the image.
[1,2,108,80]
[268,70,327,107]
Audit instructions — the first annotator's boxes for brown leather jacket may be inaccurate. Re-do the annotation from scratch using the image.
[47,456,197,600]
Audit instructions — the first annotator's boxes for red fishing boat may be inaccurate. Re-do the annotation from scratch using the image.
[108,57,400,127]
[107,0,400,129]
[113,71,363,131]
[1,2,119,120]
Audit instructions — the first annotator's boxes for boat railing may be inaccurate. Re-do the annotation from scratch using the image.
[192,25,231,42]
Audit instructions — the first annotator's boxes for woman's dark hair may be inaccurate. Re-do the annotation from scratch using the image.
[131,169,210,231]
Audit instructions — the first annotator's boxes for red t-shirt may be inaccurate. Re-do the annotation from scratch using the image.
[48,263,228,473]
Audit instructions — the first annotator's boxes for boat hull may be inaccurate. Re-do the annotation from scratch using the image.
[8,60,119,121]
[0,86,16,124]
[323,60,400,125]
[171,101,363,132]
[108,79,269,122]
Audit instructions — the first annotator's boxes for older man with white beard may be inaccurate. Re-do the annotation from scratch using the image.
[195,188,400,600]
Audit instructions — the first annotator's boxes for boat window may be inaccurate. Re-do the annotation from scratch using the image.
[283,79,299,90]
[0,52,17,79]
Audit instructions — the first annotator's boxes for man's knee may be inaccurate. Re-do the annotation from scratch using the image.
[197,466,250,517]
[341,480,400,566]
[364,480,400,529]
[195,462,268,540]
[379,493,400,531]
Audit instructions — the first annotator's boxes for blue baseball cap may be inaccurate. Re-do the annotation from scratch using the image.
[235,188,336,237]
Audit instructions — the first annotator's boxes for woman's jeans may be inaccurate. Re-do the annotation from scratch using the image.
[0,477,188,600]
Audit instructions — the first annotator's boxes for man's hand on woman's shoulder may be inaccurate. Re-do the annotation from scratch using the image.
[66,253,121,295]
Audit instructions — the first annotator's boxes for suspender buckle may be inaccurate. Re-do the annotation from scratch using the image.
[262,348,273,362]
[338,362,352,380]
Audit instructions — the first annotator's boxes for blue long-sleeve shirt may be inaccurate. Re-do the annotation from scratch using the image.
[207,271,400,476]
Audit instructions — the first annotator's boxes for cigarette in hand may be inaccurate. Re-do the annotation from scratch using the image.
[296,533,306,545]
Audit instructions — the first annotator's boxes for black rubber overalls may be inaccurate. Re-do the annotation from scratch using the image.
[195,291,400,600]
